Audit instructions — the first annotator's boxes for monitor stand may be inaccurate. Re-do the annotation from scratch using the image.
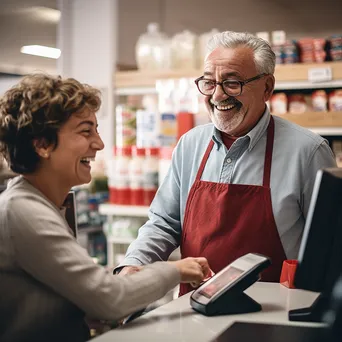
[288,293,329,322]
[212,291,262,315]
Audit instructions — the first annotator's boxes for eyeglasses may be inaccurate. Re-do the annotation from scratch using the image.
[194,73,267,97]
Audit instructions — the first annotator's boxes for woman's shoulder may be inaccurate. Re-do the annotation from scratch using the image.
[0,176,59,219]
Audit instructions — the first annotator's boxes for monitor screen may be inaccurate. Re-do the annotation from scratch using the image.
[199,266,244,298]
[295,168,342,293]
[290,168,342,322]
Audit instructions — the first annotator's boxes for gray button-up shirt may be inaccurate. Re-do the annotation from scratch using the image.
[120,109,336,268]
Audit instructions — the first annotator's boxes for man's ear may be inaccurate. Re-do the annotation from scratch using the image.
[264,75,275,102]
[33,139,53,159]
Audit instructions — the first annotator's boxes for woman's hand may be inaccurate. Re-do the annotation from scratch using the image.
[169,257,211,285]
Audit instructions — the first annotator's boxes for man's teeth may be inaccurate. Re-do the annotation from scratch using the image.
[216,104,236,110]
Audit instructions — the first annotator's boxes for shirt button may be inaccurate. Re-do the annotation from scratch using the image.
[226,158,232,164]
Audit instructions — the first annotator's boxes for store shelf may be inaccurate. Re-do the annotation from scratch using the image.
[114,62,342,93]
[99,203,149,217]
[275,80,342,90]
[78,226,103,234]
[107,236,135,244]
[115,68,199,88]
[116,86,157,96]
[275,111,342,130]
[274,61,342,82]
[308,127,342,136]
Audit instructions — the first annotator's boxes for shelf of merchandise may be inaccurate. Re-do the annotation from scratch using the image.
[107,236,136,244]
[276,111,342,128]
[99,204,149,266]
[114,61,342,95]
[114,63,342,135]
[99,203,149,217]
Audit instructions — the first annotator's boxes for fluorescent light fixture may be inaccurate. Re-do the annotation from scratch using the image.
[14,7,61,23]
[20,45,61,59]
[32,7,61,23]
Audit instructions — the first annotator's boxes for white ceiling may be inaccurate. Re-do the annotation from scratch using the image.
[0,0,57,76]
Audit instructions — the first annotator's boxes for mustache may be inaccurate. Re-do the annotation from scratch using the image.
[210,97,241,107]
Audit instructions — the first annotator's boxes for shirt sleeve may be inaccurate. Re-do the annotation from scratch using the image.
[117,140,184,269]
[7,197,180,321]
[301,140,337,217]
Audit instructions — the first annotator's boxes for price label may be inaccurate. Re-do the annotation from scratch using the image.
[308,67,332,83]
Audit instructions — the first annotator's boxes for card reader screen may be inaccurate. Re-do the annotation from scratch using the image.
[199,266,244,298]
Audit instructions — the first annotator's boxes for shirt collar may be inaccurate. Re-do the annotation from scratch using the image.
[211,107,270,152]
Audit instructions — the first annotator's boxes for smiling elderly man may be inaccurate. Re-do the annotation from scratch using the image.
[116,31,336,296]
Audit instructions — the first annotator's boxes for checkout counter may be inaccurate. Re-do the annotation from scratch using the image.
[91,281,323,342]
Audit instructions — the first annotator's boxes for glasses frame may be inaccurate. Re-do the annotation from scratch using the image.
[194,73,267,97]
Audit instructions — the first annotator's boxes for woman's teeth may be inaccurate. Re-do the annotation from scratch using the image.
[81,157,95,164]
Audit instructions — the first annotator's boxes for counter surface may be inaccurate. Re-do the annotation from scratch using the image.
[92,282,322,342]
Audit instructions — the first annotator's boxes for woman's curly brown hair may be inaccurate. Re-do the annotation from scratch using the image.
[0,73,101,174]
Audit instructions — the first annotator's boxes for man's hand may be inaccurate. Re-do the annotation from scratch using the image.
[118,266,143,276]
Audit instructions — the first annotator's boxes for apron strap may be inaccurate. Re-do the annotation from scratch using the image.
[196,140,215,181]
[263,116,275,188]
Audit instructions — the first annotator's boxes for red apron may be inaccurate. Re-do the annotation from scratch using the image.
[179,116,287,296]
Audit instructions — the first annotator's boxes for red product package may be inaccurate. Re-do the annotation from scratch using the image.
[312,90,328,112]
[288,94,308,114]
[280,260,298,289]
[270,93,288,115]
[329,90,342,112]
[313,38,326,50]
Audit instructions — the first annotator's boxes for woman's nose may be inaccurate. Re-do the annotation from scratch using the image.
[92,134,104,151]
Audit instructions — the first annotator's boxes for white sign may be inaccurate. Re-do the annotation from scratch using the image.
[308,67,332,83]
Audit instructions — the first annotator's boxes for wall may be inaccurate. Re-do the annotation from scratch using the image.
[0,76,22,96]
[118,0,342,67]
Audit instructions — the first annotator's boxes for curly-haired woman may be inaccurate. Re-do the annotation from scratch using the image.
[0,74,209,342]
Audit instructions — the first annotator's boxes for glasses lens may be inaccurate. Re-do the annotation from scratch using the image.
[198,79,215,95]
[223,80,241,96]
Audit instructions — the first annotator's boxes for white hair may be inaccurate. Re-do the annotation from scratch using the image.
[207,31,276,75]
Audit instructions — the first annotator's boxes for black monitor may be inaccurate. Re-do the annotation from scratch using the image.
[63,191,78,238]
[289,168,342,323]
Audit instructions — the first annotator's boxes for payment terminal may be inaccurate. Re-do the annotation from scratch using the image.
[190,253,271,316]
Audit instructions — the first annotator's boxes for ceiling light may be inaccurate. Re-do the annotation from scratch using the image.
[14,7,61,23]
[30,7,61,23]
[20,45,61,59]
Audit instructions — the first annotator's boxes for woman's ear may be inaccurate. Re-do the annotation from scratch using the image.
[33,139,53,159]
[264,75,275,102]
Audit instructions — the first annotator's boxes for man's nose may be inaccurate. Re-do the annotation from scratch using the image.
[211,83,228,103]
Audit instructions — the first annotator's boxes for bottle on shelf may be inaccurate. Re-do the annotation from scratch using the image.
[116,103,137,147]
[135,22,171,71]
[170,29,198,69]
[198,29,219,68]
[136,94,159,148]
[157,79,178,147]
[129,146,146,206]
[175,78,195,140]
[108,147,132,205]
